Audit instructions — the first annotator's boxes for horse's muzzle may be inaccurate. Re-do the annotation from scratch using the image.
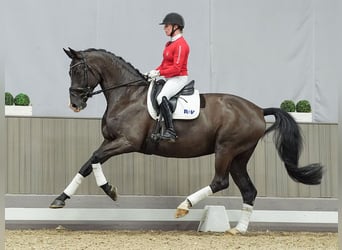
[69,87,90,112]
[69,101,87,112]
[69,103,81,112]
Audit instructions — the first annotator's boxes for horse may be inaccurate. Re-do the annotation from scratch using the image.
[50,48,323,234]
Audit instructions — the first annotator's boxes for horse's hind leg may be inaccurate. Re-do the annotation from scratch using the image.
[228,147,257,234]
[176,149,232,218]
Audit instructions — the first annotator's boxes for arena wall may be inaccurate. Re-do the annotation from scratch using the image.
[6,117,337,198]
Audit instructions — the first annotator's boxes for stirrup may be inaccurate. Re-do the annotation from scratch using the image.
[160,128,177,142]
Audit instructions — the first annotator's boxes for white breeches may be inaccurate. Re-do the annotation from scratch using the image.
[157,76,188,104]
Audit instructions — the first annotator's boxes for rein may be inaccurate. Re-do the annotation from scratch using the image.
[88,79,148,97]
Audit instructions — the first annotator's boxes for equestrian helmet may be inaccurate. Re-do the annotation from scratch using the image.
[160,13,184,28]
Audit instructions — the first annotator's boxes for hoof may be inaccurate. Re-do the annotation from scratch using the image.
[108,186,118,201]
[175,208,189,218]
[49,199,65,209]
[227,228,243,235]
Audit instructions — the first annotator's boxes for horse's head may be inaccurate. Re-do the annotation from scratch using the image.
[64,48,100,112]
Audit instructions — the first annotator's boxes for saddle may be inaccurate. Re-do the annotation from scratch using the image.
[150,79,195,114]
[146,79,200,121]
[148,79,200,142]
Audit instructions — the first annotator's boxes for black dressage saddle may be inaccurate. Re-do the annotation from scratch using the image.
[150,79,195,113]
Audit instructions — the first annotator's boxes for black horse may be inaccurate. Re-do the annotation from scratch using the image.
[50,48,323,234]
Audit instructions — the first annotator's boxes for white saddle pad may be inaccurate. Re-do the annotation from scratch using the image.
[147,81,200,120]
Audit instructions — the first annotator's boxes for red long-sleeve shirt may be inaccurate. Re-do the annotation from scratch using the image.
[156,35,189,78]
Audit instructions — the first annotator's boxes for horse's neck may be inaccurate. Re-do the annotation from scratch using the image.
[93,54,147,107]
[100,71,147,108]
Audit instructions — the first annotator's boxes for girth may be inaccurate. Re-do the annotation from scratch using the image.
[150,79,195,113]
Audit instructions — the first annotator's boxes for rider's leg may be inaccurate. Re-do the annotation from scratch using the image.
[159,96,177,140]
[156,76,188,104]
[156,76,188,141]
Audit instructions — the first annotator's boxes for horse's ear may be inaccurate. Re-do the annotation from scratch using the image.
[63,47,81,59]
[63,48,74,59]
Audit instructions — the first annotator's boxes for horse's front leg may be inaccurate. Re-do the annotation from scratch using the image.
[49,155,116,209]
[49,156,94,208]
[49,138,133,208]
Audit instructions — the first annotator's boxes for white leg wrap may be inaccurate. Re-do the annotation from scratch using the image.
[64,173,84,197]
[187,186,213,206]
[92,163,107,186]
[235,203,253,233]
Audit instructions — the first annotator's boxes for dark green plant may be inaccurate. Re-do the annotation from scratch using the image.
[5,92,14,105]
[280,100,296,112]
[296,100,311,113]
[14,93,30,106]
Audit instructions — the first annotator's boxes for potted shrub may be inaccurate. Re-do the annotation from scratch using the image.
[5,92,14,105]
[5,92,32,116]
[14,93,31,106]
[293,100,312,122]
[280,99,312,122]
[296,100,311,113]
[280,100,296,112]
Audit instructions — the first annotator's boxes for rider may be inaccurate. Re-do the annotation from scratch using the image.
[148,12,190,141]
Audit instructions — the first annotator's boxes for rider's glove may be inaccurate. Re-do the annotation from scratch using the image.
[148,70,160,79]
[143,72,149,80]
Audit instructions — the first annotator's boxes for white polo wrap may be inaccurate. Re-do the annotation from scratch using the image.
[92,163,107,186]
[64,173,84,197]
[187,186,213,206]
[235,203,253,233]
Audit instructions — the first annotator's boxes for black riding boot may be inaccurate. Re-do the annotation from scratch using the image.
[159,96,177,141]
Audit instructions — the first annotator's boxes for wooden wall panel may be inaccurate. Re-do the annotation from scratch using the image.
[6,117,337,199]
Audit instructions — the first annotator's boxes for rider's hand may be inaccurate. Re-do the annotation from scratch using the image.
[143,72,149,80]
[148,70,160,79]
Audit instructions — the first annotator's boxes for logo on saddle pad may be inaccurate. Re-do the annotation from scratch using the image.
[147,80,200,120]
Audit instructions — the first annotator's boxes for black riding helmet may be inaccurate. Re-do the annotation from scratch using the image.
[160,13,185,36]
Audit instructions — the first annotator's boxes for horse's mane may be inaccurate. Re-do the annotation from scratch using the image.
[84,48,145,78]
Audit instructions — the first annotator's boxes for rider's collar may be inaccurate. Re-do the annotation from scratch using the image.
[171,33,182,42]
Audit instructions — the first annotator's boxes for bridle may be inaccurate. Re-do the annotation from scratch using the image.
[69,57,148,101]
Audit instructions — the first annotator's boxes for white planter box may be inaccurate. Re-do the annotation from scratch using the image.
[289,112,312,123]
[5,105,32,116]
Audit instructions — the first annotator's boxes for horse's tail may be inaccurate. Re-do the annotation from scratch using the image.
[263,108,323,185]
